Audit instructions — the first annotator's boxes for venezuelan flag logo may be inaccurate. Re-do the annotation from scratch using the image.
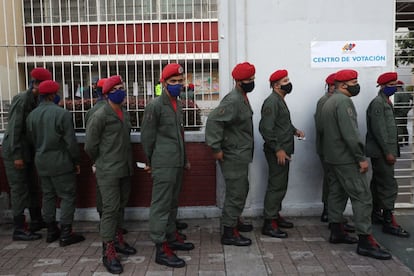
[342,43,356,52]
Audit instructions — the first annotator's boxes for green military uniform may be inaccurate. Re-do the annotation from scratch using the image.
[259,91,296,220]
[366,91,399,210]
[141,91,186,244]
[394,90,413,144]
[321,90,372,235]
[85,103,133,242]
[26,101,80,225]
[2,89,42,222]
[314,93,331,208]
[205,88,253,228]
[85,99,107,215]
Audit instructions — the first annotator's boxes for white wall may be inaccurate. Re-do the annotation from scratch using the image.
[218,0,395,216]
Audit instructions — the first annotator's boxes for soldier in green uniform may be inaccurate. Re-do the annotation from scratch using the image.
[26,80,85,247]
[259,69,304,239]
[321,69,391,260]
[205,62,256,246]
[85,75,136,274]
[366,72,410,238]
[2,67,51,241]
[394,80,413,145]
[141,63,194,268]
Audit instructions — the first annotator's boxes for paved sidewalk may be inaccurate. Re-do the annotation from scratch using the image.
[0,217,413,276]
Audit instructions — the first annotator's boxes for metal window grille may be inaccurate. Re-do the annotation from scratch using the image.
[0,0,219,132]
[395,0,414,208]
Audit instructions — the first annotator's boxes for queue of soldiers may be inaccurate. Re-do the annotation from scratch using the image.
[1,63,412,274]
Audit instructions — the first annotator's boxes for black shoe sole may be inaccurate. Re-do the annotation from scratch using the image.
[357,249,392,260]
[155,258,186,268]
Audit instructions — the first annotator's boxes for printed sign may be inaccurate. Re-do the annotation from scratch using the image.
[310,40,387,68]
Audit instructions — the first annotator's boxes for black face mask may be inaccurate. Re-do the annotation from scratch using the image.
[347,83,360,97]
[280,82,293,94]
[240,81,255,93]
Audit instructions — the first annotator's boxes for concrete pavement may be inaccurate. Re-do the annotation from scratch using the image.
[0,216,413,275]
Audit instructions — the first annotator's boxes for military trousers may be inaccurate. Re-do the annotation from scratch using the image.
[327,163,372,235]
[149,167,183,244]
[318,155,330,205]
[97,175,131,242]
[263,150,289,219]
[3,159,41,217]
[370,157,397,210]
[219,160,250,228]
[40,173,77,225]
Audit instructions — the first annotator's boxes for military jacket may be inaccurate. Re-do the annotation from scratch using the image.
[85,103,133,178]
[259,91,296,155]
[2,89,37,161]
[321,90,365,165]
[141,91,186,168]
[85,100,107,126]
[314,93,330,156]
[205,88,254,163]
[394,90,413,117]
[26,101,80,176]
[366,91,399,158]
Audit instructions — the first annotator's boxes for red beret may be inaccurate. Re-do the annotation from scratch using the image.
[161,63,184,82]
[335,69,358,82]
[96,78,107,88]
[269,69,288,83]
[188,83,195,90]
[31,68,52,82]
[38,80,60,95]
[397,80,404,86]
[232,62,256,81]
[103,75,123,94]
[377,72,398,85]
[325,73,336,85]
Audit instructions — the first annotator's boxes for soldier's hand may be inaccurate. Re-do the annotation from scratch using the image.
[184,161,191,170]
[295,129,305,139]
[144,165,152,174]
[213,151,224,162]
[359,160,369,173]
[14,159,24,169]
[276,150,291,166]
[75,165,81,174]
[385,153,396,165]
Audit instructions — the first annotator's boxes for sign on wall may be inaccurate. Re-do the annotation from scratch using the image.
[310,40,387,68]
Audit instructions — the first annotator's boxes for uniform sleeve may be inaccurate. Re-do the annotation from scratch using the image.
[141,103,159,165]
[6,96,25,160]
[61,111,80,165]
[205,100,235,153]
[259,98,281,152]
[336,101,365,162]
[367,101,391,155]
[84,111,104,162]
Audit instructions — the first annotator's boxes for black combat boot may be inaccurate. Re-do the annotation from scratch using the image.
[371,209,384,225]
[103,241,123,274]
[29,207,46,232]
[276,213,294,228]
[221,226,252,246]
[114,229,137,255]
[12,215,42,241]
[262,219,288,238]
[155,242,186,268]
[176,220,188,230]
[59,224,85,247]
[237,217,253,232]
[168,231,195,251]
[357,234,392,260]
[46,221,60,243]
[329,223,358,244]
[382,210,410,238]
[320,204,328,223]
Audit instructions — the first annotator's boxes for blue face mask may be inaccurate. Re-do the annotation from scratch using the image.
[383,86,397,97]
[108,89,126,104]
[53,94,61,104]
[167,84,183,97]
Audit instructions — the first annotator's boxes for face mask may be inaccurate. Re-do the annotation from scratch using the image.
[53,94,61,104]
[240,81,255,93]
[167,84,183,97]
[108,89,126,104]
[280,82,293,94]
[347,83,360,97]
[383,86,397,97]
